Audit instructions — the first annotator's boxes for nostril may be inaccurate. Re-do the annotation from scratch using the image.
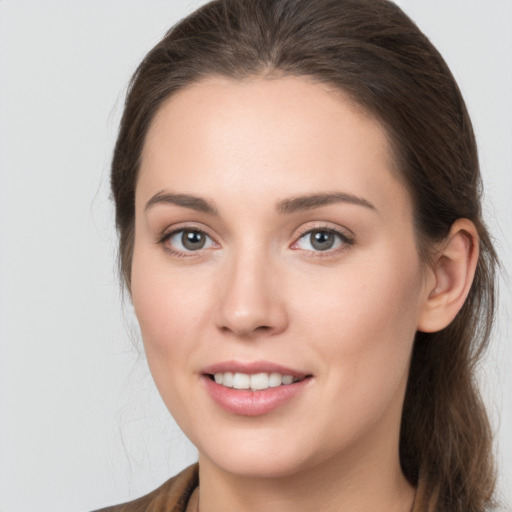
[219,323,274,336]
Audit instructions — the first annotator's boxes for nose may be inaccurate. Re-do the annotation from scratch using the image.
[215,249,288,339]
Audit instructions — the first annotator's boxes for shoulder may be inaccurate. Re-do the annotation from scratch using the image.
[92,464,199,512]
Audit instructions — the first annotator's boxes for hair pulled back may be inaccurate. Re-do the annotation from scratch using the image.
[111,1,498,510]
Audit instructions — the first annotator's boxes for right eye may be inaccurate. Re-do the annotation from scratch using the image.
[164,229,216,254]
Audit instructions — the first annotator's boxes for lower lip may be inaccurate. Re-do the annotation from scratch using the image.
[203,376,311,416]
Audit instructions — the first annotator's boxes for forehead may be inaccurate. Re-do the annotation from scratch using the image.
[138,75,408,217]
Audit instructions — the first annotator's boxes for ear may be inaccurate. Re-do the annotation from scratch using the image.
[417,219,479,333]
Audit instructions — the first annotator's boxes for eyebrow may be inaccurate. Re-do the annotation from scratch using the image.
[144,191,376,215]
[144,192,218,215]
[276,192,377,214]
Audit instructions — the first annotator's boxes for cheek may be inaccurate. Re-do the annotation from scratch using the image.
[131,234,210,332]
[130,266,205,433]
[130,244,205,383]
[295,248,424,397]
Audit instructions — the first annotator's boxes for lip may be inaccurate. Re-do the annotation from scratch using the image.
[201,360,312,417]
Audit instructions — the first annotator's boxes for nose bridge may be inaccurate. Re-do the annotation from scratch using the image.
[216,239,287,337]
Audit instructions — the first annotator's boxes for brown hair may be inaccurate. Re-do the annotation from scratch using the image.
[111,0,498,509]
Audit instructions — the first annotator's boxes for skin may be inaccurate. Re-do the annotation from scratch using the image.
[130,76,477,512]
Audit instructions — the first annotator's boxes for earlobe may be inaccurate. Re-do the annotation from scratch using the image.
[417,219,479,333]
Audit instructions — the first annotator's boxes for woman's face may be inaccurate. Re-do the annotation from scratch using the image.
[131,76,432,478]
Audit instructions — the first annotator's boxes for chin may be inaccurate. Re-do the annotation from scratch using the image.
[207,454,310,479]
[196,432,318,479]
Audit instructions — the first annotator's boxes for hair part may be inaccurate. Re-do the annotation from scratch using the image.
[111,1,498,509]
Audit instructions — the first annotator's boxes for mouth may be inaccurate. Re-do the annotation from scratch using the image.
[200,361,313,409]
[201,364,313,416]
[206,371,309,391]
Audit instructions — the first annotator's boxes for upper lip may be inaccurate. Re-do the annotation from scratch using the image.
[201,360,310,379]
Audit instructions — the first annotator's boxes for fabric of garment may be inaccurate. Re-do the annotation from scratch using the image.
[93,464,199,512]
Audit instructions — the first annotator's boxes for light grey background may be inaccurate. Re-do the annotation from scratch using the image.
[0,1,510,511]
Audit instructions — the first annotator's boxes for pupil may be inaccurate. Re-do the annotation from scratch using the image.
[182,230,205,250]
[311,230,334,251]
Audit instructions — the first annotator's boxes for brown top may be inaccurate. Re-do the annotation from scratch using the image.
[93,464,199,512]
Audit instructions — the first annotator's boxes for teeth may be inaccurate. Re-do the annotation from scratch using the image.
[233,373,250,389]
[222,372,234,387]
[269,372,282,387]
[250,372,269,390]
[212,372,300,390]
[282,375,294,385]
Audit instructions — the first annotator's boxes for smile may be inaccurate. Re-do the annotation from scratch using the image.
[201,362,312,416]
[210,372,303,391]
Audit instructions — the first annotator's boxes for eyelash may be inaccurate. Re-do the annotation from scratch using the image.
[158,225,355,258]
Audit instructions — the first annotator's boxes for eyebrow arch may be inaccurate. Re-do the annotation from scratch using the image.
[144,192,218,215]
[276,192,377,214]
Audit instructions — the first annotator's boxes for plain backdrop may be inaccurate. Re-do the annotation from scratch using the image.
[0,1,510,511]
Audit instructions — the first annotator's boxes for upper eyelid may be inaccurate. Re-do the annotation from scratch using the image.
[159,223,351,237]
[292,222,355,240]
[293,229,352,246]
[158,222,217,242]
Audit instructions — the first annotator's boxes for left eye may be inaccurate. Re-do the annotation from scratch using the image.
[294,229,347,252]
[167,229,215,252]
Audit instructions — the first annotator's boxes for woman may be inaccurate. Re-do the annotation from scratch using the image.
[96,0,499,510]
